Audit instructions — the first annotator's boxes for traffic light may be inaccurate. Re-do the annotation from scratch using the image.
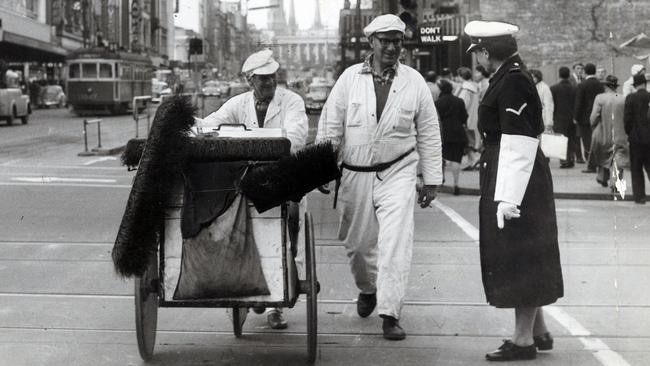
[189,38,203,55]
[398,0,418,40]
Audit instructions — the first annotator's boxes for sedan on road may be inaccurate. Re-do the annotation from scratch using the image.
[40,85,67,108]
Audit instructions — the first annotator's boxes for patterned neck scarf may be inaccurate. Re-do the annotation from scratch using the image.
[360,53,398,86]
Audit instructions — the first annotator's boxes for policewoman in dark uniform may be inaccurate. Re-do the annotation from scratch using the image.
[464,21,564,361]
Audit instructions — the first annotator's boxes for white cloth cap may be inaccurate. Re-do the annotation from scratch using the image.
[363,14,406,37]
[241,49,280,75]
[464,20,519,38]
[631,64,645,75]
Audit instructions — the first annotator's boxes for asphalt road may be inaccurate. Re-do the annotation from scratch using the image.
[1,107,649,366]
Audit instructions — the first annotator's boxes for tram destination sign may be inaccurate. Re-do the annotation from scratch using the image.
[419,26,443,45]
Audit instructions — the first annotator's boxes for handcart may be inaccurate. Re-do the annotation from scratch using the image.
[131,125,320,363]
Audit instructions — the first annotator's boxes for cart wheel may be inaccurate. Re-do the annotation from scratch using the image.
[232,307,247,338]
[135,251,159,361]
[305,212,318,363]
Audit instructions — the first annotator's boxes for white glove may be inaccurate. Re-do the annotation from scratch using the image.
[496,202,521,229]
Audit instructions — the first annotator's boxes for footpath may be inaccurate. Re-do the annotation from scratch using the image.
[87,103,645,202]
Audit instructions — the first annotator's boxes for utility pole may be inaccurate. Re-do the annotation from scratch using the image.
[355,0,361,62]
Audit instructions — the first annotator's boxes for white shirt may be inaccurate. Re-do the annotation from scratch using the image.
[535,81,555,128]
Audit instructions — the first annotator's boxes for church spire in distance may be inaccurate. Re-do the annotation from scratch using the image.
[312,0,323,30]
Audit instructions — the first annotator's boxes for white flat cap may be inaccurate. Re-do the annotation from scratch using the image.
[241,49,280,76]
[631,64,645,75]
[464,20,519,53]
[363,14,405,37]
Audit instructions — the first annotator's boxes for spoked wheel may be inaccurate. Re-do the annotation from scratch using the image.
[232,307,247,338]
[135,251,159,361]
[304,212,319,363]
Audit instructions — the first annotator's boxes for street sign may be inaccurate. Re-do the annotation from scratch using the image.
[419,25,442,45]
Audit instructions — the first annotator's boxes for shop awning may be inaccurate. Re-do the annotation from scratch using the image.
[0,31,67,62]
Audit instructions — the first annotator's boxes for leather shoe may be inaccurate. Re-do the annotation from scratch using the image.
[576,158,586,164]
[381,315,406,340]
[533,332,553,351]
[357,293,376,318]
[486,340,536,361]
[582,168,596,173]
[252,306,266,314]
[267,310,288,329]
[559,163,574,169]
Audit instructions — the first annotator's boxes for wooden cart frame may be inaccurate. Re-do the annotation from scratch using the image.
[134,191,319,363]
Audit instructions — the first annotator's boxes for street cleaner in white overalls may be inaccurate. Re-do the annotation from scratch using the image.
[199,49,309,329]
[316,14,443,340]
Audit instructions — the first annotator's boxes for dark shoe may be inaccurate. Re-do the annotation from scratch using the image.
[485,340,536,361]
[267,310,288,329]
[252,306,266,314]
[582,168,596,173]
[453,186,460,196]
[357,293,376,318]
[559,163,574,169]
[635,199,647,205]
[381,315,406,340]
[533,332,553,351]
[576,158,586,164]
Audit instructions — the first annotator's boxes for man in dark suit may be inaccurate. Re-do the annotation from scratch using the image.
[551,67,579,168]
[623,74,650,204]
[570,63,584,87]
[573,63,604,172]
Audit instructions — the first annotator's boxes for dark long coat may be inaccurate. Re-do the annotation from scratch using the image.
[435,93,469,143]
[478,55,564,308]
[574,77,604,127]
[550,79,576,135]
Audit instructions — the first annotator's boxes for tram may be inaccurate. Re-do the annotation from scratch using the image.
[66,47,152,114]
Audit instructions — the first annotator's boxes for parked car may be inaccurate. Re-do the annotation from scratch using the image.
[40,85,67,108]
[0,72,30,125]
[201,80,221,96]
[304,83,332,114]
[151,79,172,103]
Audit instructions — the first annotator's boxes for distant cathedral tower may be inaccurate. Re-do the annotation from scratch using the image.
[287,0,297,35]
[312,0,323,30]
[268,0,288,35]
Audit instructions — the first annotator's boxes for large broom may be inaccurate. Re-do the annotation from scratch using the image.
[239,141,341,213]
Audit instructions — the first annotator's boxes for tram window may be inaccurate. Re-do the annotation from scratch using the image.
[82,63,97,78]
[122,65,132,79]
[99,63,113,78]
[69,64,80,79]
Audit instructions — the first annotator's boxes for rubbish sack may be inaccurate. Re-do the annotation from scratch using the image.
[174,194,270,299]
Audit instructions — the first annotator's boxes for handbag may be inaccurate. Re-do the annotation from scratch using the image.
[540,133,568,160]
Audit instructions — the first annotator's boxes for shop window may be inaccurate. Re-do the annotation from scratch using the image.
[82,63,97,78]
[69,64,80,79]
[99,63,113,78]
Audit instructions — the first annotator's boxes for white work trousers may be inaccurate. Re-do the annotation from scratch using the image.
[338,156,417,319]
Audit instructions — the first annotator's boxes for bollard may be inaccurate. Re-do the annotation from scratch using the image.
[80,118,103,156]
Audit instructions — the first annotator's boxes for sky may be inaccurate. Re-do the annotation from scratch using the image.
[175,0,346,33]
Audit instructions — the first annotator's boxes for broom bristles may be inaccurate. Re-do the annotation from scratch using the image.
[240,141,341,213]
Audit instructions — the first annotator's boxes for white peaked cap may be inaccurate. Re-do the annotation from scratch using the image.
[464,20,519,38]
[363,14,406,37]
[242,49,280,75]
[631,64,645,75]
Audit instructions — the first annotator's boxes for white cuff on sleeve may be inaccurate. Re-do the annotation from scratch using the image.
[494,134,539,205]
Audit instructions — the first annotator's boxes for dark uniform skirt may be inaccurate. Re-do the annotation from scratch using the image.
[479,143,564,308]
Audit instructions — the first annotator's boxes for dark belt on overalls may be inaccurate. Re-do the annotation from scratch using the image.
[333,147,415,209]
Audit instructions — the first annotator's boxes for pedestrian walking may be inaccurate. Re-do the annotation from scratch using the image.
[623,64,645,96]
[424,70,441,102]
[574,63,605,172]
[464,20,564,361]
[456,66,480,170]
[316,14,443,340]
[623,73,650,204]
[435,79,468,195]
[551,67,580,168]
[570,62,584,87]
[200,49,309,328]
[530,69,554,133]
[589,75,627,188]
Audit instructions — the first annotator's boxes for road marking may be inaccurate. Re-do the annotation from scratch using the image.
[433,198,632,366]
[556,208,588,213]
[83,156,117,165]
[0,164,125,171]
[0,182,130,188]
[432,200,479,243]
[11,177,116,183]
